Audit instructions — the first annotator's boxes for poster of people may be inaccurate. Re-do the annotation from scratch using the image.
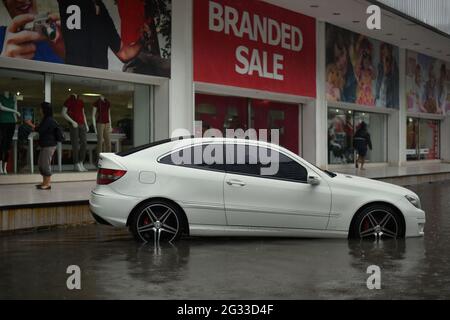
[326,24,399,109]
[0,0,171,77]
[406,51,449,115]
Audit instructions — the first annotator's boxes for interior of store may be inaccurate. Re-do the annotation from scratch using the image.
[0,69,149,175]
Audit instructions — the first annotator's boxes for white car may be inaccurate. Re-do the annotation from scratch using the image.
[90,137,425,243]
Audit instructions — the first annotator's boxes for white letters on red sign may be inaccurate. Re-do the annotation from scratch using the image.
[209,0,302,81]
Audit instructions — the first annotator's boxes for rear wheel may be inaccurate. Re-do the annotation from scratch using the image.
[350,204,404,240]
[129,200,183,243]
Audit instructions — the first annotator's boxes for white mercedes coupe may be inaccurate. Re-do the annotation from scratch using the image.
[89,137,425,243]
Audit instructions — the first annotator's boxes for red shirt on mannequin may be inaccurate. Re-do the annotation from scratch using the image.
[64,95,85,125]
[94,98,110,124]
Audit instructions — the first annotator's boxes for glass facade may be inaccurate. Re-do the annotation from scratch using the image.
[328,108,387,165]
[406,118,440,160]
[0,68,152,174]
[0,69,44,174]
[195,93,300,154]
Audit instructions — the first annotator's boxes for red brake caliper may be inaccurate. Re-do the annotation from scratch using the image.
[363,219,370,231]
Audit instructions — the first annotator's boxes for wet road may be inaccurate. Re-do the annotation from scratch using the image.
[1,181,450,299]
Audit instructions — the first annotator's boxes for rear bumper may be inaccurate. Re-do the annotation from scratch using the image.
[89,189,142,227]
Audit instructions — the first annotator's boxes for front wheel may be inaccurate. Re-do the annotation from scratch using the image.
[350,204,404,240]
[129,200,183,243]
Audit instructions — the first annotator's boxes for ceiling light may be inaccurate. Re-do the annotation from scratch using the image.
[82,93,101,97]
[68,88,72,92]
[16,91,20,96]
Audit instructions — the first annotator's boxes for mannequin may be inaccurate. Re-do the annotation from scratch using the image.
[92,95,112,155]
[0,91,20,174]
[62,93,89,172]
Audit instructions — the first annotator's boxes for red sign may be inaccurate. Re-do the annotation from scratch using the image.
[194,0,316,97]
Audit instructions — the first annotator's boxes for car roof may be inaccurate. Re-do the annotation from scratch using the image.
[118,136,296,159]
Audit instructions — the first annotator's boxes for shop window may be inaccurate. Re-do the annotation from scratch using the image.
[407,118,440,161]
[195,93,248,133]
[0,69,44,174]
[195,94,300,154]
[328,108,387,165]
[328,109,354,164]
[51,74,146,171]
[251,99,299,154]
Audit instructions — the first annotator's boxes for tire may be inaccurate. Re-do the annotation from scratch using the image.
[129,200,184,243]
[350,204,405,240]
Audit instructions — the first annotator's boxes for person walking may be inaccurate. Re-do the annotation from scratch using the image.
[353,121,372,170]
[30,102,59,190]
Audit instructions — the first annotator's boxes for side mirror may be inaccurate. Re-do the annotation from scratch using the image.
[307,175,320,186]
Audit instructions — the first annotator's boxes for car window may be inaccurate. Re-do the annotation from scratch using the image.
[117,136,193,157]
[224,144,308,182]
[159,144,225,172]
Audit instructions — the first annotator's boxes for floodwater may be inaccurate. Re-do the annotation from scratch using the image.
[0,181,449,299]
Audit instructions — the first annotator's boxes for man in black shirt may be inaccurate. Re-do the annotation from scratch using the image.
[58,0,141,69]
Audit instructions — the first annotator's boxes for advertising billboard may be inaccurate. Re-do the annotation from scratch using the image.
[0,0,171,77]
[326,24,399,109]
[406,50,449,115]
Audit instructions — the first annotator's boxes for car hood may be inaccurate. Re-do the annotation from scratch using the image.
[331,173,418,198]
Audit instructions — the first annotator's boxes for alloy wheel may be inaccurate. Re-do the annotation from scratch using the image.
[136,203,180,244]
[358,209,399,240]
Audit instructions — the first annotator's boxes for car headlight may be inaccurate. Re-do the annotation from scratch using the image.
[405,195,421,209]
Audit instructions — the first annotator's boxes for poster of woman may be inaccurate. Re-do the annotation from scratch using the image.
[406,51,449,115]
[326,24,399,109]
[0,0,171,77]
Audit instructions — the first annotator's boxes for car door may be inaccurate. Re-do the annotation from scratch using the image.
[158,143,227,226]
[224,143,331,230]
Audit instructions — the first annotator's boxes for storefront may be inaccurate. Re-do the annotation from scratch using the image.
[0,0,171,177]
[405,50,449,161]
[325,24,399,167]
[1,0,450,181]
[192,0,316,155]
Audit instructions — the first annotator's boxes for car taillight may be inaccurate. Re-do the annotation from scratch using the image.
[97,168,127,185]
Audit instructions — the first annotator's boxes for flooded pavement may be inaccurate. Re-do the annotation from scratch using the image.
[1,181,450,299]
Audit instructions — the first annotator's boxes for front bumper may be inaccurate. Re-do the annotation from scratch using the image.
[399,196,426,237]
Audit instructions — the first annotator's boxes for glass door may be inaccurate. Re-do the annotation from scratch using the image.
[251,99,299,155]
[407,118,440,161]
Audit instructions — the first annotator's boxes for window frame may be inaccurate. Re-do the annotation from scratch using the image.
[158,142,310,184]
[223,143,309,184]
[157,143,227,174]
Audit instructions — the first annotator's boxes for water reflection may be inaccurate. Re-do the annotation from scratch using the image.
[1,179,450,299]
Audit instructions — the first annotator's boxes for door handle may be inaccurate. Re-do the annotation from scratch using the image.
[226,179,246,187]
